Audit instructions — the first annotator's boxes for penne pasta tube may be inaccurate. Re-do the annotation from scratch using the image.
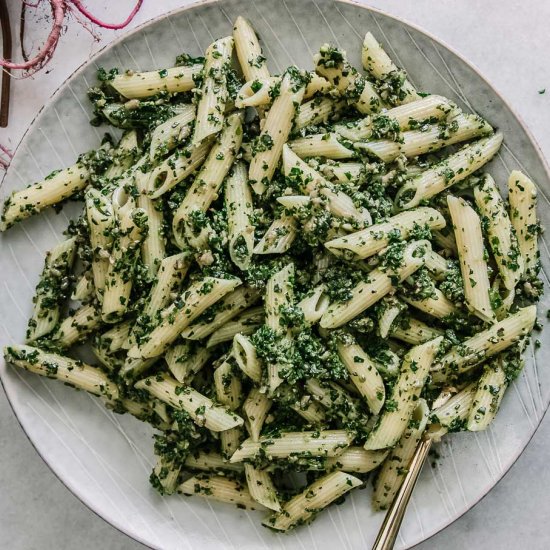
[334,95,453,142]
[135,172,165,276]
[377,296,407,338]
[326,447,389,473]
[233,16,270,82]
[232,333,262,383]
[289,133,355,160]
[391,316,444,345]
[184,451,244,473]
[230,430,354,463]
[213,354,243,411]
[235,74,332,109]
[362,32,419,104]
[206,306,264,348]
[53,304,102,349]
[222,429,245,461]
[193,36,234,144]
[26,237,77,342]
[172,112,244,249]
[244,463,281,511]
[178,475,266,510]
[102,188,147,322]
[364,337,442,450]
[144,252,191,317]
[508,170,540,278]
[152,456,181,495]
[181,286,260,340]
[474,174,523,290]
[319,161,366,183]
[401,287,458,320]
[320,240,431,329]
[135,374,243,431]
[225,162,255,270]
[125,277,241,364]
[85,189,115,300]
[325,207,445,260]
[447,195,495,323]
[263,471,362,531]
[165,343,213,383]
[104,130,139,179]
[264,263,294,392]
[395,133,503,210]
[315,44,381,114]
[358,113,493,163]
[372,399,430,510]
[121,277,241,376]
[294,98,346,131]
[298,284,330,326]
[71,271,94,303]
[427,382,476,440]
[423,249,451,280]
[4,344,119,400]
[282,145,370,225]
[101,320,132,353]
[110,64,202,99]
[431,306,536,383]
[147,138,213,198]
[149,106,196,161]
[467,357,508,432]
[249,68,307,194]
[337,341,386,415]
[253,215,297,255]
[1,163,89,230]
[242,388,272,442]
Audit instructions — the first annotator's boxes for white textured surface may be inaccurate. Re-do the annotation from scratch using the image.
[0,1,549,550]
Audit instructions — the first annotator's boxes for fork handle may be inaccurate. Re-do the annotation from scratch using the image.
[372,437,433,550]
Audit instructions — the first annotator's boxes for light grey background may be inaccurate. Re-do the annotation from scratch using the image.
[1,0,549,549]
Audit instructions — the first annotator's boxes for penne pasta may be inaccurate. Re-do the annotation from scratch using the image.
[325,207,445,260]
[26,237,77,342]
[474,174,523,290]
[1,163,89,230]
[173,112,244,249]
[4,344,119,400]
[447,195,495,323]
[233,16,270,82]
[362,32,419,104]
[230,430,354,463]
[315,44,381,114]
[225,162,255,269]
[320,240,431,329]
[358,113,493,163]
[508,170,540,278]
[135,374,243,432]
[364,337,442,450]
[249,68,307,194]
[110,64,202,99]
[193,37,234,144]
[395,133,503,210]
[263,471,362,531]
[431,306,536,383]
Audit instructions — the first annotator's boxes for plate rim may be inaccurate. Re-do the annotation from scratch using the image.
[1,1,549,548]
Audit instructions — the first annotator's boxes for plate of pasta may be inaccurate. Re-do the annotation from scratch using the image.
[1,0,549,548]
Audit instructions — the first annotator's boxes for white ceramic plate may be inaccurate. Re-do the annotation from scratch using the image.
[1,1,550,548]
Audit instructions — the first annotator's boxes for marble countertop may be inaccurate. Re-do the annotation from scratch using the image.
[1,1,549,548]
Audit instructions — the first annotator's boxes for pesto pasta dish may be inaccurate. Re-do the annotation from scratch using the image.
[1,16,544,532]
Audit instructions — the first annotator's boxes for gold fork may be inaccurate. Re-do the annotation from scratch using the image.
[372,436,433,550]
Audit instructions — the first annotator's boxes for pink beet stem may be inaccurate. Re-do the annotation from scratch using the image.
[0,0,65,72]
[0,0,143,75]
[0,143,13,158]
[71,0,143,30]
